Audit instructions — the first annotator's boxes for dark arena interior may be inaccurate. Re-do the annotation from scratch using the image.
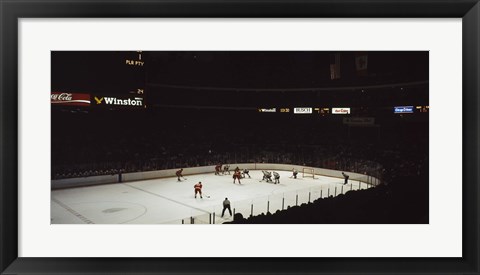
[51,51,429,224]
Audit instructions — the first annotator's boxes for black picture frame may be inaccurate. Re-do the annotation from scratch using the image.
[1,1,479,274]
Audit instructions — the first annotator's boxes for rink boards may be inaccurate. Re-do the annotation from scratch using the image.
[51,170,374,224]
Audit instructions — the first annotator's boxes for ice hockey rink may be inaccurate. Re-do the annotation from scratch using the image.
[51,170,372,224]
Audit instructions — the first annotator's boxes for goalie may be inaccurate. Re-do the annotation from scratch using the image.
[292,168,298,179]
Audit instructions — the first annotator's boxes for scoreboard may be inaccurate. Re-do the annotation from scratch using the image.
[51,51,146,109]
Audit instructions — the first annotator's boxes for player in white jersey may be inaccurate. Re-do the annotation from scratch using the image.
[242,168,251,178]
[273,171,280,184]
[223,164,231,175]
[261,170,273,182]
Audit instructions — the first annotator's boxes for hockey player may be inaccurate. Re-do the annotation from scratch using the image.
[261,170,267,181]
[273,171,280,184]
[215,164,222,175]
[262,170,273,182]
[176,168,184,181]
[194,181,203,198]
[234,166,240,173]
[292,168,298,179]
[342,172,349,185]
[242,168,251,178]
[233,170,241,184]
[223,164,231,175]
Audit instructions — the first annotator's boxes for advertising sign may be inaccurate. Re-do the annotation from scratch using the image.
[258,108,277,113]
[93,95,144,108]
[394,106,414,113]
[332,108,351,114]
[51,92,91,106]
[294,107,312,114]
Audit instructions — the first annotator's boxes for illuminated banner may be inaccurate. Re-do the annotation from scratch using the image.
[343,117,375,126]
[294,107,312,114]
[394,106,414,113]
[51,92,91,106]
[315,107,330,114]
[125,51,145,67]
[416,105,429,113]
[258,108,276,113]
[93,95,144,108]
[332,108,351,114]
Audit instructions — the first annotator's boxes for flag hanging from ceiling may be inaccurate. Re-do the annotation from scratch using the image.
[355,52,368,76]
[330,53,341,80]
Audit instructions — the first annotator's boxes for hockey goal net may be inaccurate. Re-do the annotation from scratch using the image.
[302,168,315,178]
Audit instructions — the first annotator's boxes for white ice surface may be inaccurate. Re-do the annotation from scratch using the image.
[51,170,370,224]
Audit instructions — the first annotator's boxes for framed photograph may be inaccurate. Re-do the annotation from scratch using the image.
[1,0,478,274]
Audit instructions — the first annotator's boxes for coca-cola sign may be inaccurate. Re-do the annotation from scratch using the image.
[51,92,91,106]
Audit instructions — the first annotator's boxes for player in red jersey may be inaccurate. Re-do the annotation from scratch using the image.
[194,182,203,198]
[215,164,222,175]
[233,170,241,184]
[176,168,184,181]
